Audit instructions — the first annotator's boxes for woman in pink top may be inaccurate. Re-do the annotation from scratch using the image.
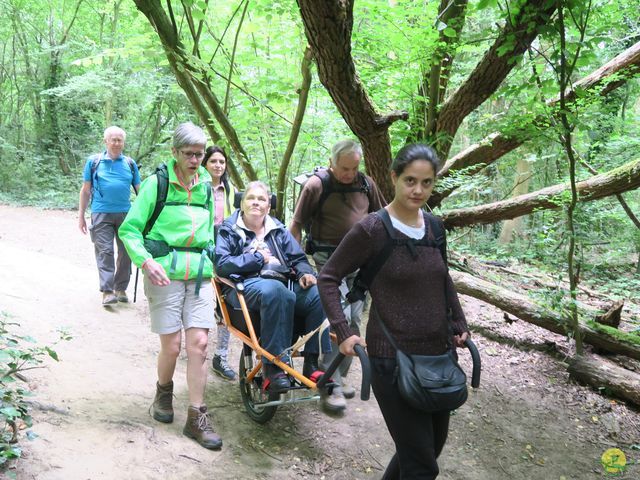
[203,146,237,380]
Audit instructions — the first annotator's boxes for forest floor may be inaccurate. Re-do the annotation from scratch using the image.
[0,204,639,480]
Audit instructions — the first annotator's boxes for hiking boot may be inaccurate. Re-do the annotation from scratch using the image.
[263,363,291,392]
[151,381,174,423]
[183,405,223,450]
[212,355,237,381]
[302,353,320,379]
[102,292,118,306]
[320,390,346,414]
[115,290,129,303]
[342,383,356,400]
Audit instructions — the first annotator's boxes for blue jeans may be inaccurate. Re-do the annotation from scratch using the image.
[225,278,331,365]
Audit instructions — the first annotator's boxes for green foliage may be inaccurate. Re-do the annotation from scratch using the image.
[0,313,69,470]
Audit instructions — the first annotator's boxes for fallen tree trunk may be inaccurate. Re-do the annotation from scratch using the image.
[442,157,640,228]
[568,355,640,407]
[451,271,640,360]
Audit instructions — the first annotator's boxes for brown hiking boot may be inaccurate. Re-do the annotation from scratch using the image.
[183,405,223,450]
[151,381,174,423]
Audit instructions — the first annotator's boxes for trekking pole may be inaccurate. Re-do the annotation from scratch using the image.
[133,267,140,303]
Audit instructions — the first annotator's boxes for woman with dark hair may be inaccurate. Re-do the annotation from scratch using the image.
[202,146,238,381]
[318,143,470,479]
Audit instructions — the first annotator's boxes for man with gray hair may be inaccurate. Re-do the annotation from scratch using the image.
[79,126,140,306]
[290,139,386,413]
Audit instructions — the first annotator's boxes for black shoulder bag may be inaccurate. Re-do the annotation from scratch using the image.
[378,315,468,412]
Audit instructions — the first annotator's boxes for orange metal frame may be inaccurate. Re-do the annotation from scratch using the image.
[213,277,319,390]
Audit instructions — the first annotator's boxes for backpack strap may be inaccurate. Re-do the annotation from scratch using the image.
[142,164,169,237]
[346,208,447,304]
[124,156,139,195]
[90,153,138,196]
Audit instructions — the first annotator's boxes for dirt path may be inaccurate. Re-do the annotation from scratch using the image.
[0,204,638,480]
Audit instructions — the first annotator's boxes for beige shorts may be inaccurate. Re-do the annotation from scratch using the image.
[143,277,215,334]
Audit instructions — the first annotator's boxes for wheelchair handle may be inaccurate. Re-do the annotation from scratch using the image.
[316,344,371,401]
[464,338,481,389]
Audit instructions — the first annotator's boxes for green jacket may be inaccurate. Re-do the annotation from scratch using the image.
[119,158,215,281]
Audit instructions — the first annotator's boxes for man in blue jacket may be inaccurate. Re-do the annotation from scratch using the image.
[78,126,141,306]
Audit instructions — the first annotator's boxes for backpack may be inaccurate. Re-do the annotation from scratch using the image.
[90,153,139,197]
[141,163,212,237]
[301,167,374,253]
[347,208,447,303]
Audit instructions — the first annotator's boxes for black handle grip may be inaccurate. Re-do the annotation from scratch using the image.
[464,338,481,388]
[316,344,371,401]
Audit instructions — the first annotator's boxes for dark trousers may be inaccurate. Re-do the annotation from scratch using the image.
[371,357,450,480]
[90,212,131,292]
[225,278,331,363]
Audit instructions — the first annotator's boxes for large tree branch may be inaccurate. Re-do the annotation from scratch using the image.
[133,0,255,183]
[434,0,557,158]
[431,41,640,206]
[442,157,640,228]
[296,0,406,200]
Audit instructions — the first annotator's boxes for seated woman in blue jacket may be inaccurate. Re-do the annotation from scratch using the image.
[214,181,331,392]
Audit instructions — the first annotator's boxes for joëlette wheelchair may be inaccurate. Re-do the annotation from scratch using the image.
[213,275,371,424]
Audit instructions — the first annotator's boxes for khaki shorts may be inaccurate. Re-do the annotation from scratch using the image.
[143,277,215,334]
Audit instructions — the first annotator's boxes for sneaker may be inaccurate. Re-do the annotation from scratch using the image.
[342,383,356,400]
[115,290,129,303]
[102,292,118,306]
[320,390,346,414]
[212,355,237,381]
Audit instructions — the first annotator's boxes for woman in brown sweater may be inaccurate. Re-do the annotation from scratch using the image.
[317,143,470,479]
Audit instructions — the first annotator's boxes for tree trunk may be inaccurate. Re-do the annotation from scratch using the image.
[434,0,556,158]
[451,271,640,360]
[296,0,407,201]
[442,157,640,228]
[275,47,312,220]
[498,156,531,243]
[567,355,640,407]
[133,0,255,185]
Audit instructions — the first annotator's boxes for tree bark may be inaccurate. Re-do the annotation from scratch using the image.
[434,0,557,158]
[296,0,407,201]
[432,41,640,206]
[451,270,640,360]
[442,157,640,228]
[567,355,640,407]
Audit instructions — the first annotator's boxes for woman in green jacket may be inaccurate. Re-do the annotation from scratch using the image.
[119,122,222,450]
[202,145,238,381]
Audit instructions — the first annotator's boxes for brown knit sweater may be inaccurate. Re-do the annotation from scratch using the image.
[317,213,469,358]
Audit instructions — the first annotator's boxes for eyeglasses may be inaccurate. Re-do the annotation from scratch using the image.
[180,150,205,160]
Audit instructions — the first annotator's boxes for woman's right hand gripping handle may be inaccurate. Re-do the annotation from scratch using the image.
[316,335,371,401]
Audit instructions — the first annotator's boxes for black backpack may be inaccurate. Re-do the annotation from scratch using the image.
[347,208,447,303]
[303,167,374,253]
[141,163,211,237]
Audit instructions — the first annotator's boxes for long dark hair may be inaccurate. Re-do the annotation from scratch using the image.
[391,143,441,176]
[202,145,232,212]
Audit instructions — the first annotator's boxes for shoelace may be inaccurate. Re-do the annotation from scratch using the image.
[197,411,214,432]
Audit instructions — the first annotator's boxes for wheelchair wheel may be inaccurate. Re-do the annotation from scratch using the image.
[239,349,278,424]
